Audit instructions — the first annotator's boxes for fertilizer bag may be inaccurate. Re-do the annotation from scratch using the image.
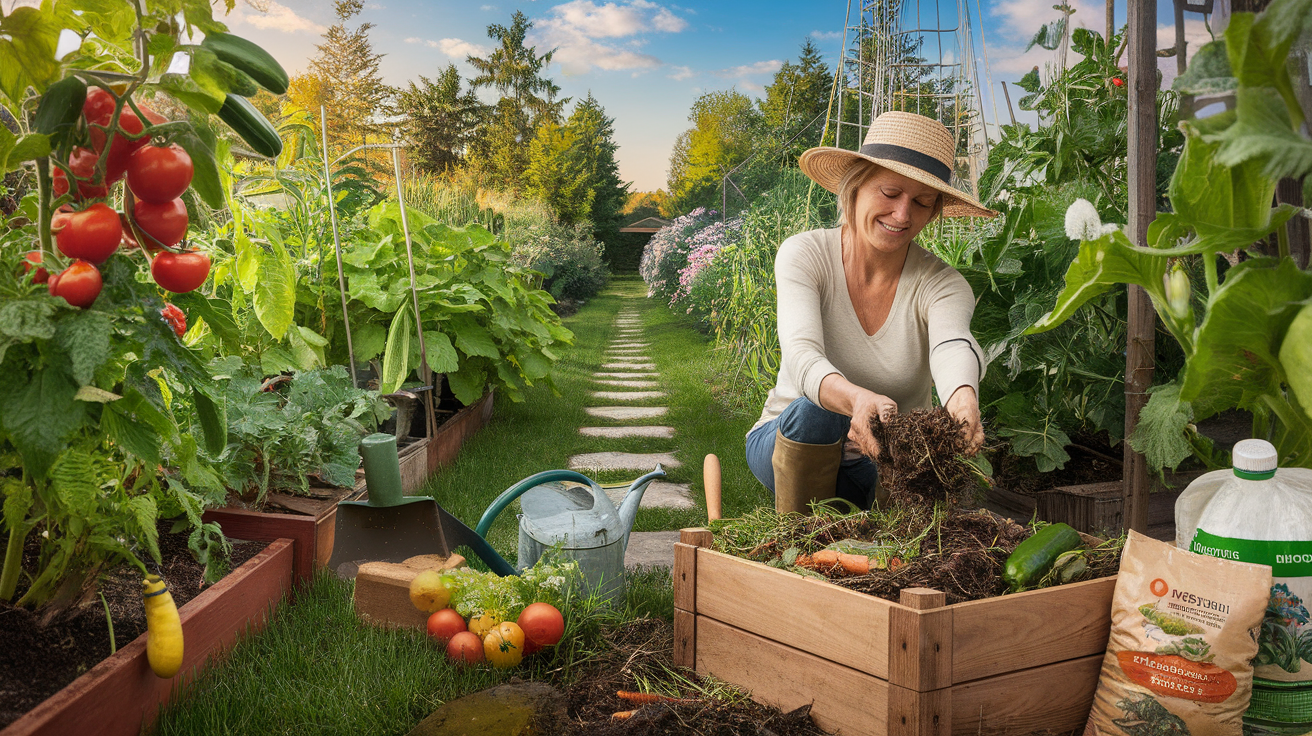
[1084,531,1271,736]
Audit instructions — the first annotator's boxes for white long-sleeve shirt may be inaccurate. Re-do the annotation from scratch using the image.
[752,227,984,431]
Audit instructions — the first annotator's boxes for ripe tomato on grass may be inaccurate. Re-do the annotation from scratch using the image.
[127,144,192,203]
[517,602,565,647]
[446,631,484,665]
[49,260,102,309]
[132,198,188,248]
[426,608,466,646]
[151,250,210,293]
[484,621,526,669]
[54,203,121,264]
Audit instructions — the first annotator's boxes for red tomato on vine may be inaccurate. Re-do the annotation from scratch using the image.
[151,250,210,293]
[23,252,49,284]
[49,260,102,309]
[1111,77,1125,87]
[127,144,193,203]
[51,147,109,200]
[133,198,188,248]
[54,203,122,264]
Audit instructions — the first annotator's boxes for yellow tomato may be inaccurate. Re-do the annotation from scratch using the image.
[483,621,525,668]
[408,570,453,613]
[467,610,502,639]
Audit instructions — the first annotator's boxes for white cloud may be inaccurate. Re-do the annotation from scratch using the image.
[533,0,687,74]
[810,30,842,41]
[405,36,492,59]
[235,0,327,34]
[480,4,497,9]
[714,60,782,78]
[667,65,695,80]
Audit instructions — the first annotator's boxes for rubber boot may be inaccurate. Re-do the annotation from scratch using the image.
[771,430,843,515]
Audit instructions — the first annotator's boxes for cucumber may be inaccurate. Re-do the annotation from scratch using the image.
[200,33,289,95]
[1004,523,1083,591]
[217,94,283,158]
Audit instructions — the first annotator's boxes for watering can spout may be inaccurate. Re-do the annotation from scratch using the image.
[617,465,667,549]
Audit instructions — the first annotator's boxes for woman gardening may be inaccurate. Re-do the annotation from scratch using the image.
[745,111,996,513]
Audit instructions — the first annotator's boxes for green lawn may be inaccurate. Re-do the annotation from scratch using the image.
[152,275,768,735]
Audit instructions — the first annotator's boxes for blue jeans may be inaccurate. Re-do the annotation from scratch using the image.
[745,397,880,509]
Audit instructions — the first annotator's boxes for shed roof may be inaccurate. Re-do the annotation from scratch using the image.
[619,216,671,233]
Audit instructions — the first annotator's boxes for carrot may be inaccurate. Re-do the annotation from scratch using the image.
[616,690,699,704]
[796,551,871,575]
[611,710,637,720]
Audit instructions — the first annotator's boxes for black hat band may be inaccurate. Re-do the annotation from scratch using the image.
[857,143,952,183]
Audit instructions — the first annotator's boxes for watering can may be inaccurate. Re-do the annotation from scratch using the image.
[474,466,667,603]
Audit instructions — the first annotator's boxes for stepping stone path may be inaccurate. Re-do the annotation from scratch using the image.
[568,303,695,569]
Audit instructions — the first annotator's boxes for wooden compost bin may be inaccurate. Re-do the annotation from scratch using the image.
[2,538,294,736]
[673,528,1115,736]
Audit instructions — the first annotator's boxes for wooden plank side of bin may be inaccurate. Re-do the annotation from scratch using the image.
[694,548,892,679]
[695,616,894,736]
[3,538,294,736]
[672,529,712,669]
[951,653,1103,735]
[950,576,1116,684]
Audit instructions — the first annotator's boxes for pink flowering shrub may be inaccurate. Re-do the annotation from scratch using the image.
[639,207,718,303]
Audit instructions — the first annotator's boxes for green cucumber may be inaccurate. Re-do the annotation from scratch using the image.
[200,33,289,95]
[1004,523,1083,591]
[217,94,282,158]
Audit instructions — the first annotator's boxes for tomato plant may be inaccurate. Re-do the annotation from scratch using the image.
[127,144,193,203]
[517,602,564,646]
[133,198,188,248]
[483,621,525,668]
[446,631,484,665]
[426,608,466,645]
[51,147,108,200]
[48,259,102,308]
[151,250,210,293]
[54,203,122,264]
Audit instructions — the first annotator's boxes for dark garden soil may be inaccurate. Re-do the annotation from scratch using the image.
[868,408,974,503]
[562,617,830,736]
[0,525,266,728]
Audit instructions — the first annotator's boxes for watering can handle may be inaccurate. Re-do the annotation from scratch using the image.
[474,469,599,538]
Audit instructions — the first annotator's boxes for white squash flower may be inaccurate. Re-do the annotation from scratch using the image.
[1100,223,1123,237]
[1064,199,1104,241]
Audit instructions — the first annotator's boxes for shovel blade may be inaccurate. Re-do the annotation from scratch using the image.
[328,501,452,577]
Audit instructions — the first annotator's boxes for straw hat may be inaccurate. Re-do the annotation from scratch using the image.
[799,111,996,218]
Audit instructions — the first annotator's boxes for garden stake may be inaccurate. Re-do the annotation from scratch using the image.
[320,105,359,390]
[390,139,437,439]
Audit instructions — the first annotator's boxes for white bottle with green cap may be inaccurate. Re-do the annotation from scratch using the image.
[1191,439,1312,693]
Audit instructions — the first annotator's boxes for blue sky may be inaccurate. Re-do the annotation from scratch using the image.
[115,0,1216,190]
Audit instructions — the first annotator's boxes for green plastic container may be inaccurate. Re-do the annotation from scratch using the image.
[1246,680,1312,735]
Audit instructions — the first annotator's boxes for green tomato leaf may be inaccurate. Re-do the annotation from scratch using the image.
[55,309,111,386]
[32,75,86,138]
[49,450,98,518]
[2,477,33,536]
[0,367,86,481]
[103,396,164,467]
[1129,382,1196,472]
[1181,258,1312,418]
[1279,301,1312,420]
[0,298,58,342]
[1026,231,1166,334]
[998,419,1072,472]
[380,304,414,395]
[174,130,225,208]
[127,494,161,564]
[0,5,73,108]
[258,345,299,376]
[253,240,296,340]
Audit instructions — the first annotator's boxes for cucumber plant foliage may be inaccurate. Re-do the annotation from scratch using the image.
[1028,0,1312,470]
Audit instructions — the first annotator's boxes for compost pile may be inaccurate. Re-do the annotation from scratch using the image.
[714,503,1121,605]
[563,618,828,736]
[867,408,977,503]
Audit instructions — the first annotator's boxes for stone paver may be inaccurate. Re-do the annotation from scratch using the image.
[579,425,675,438]
[603,481,694,510]
[602,362,656,370]
[592,390,666,400]
[593,371,659,378]
[604,355,651,362]
[568,451,681,471]
[624,531,681,569]
[585,406,668,420]
[610,342,650,348]
[592,379,660,388]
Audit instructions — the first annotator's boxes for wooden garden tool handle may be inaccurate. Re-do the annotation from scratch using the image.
[703,454,722,521]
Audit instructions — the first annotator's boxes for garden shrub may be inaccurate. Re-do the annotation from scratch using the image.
[639,206,719,303]
[502,198,610,302]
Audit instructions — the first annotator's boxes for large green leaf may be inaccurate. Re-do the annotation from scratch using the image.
[253,240,296,340]
[350,322,386,362]
[1209,87,1312,183]
[174,130,225,208]
[380,304,413,395]
[998,420,1072,472]
[103,396,164,467]
[0,367,86,481]
[1280,302,1312,420]
[423,330,459,374]
[0,4,72,108]
[1225,0,1312,125]
[1170,123,1277,233]
[0,126,51,174]
[55,310,111,386]
[449,314,500,359]
[49,450,98,518]
[1173,40,1236,96]
[1181,258,1312,418]
[0,299,58,342]
[446,361,487,406]
[1026,231,1166,334]
[1129,382,1196,471]
[192,387,227,456]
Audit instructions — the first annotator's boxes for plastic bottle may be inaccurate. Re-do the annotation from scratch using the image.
[1188,440,1312,731]
[1174,468,1231,550]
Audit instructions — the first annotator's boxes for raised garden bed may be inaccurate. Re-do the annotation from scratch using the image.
[201,390,495,587]
[1,537,293,736]
[673,527,1115,736]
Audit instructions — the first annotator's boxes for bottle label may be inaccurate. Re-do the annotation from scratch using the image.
[1191,530,1312,683]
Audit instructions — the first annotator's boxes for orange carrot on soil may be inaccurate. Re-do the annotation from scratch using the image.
[616,690,699,704]
[611,710,637,720]
[796,551,871,575]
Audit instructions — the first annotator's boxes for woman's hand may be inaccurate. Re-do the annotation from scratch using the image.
[945,386,984,456]
[847,390,898,459]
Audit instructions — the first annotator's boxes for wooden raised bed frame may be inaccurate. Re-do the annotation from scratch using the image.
[202,390,495,587]
[2,538,294,736]
[673,528,1114,736]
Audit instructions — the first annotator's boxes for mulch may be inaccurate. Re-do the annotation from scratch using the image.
[0,524,266,729]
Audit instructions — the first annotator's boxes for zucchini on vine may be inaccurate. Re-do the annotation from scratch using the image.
[218,94,282,158]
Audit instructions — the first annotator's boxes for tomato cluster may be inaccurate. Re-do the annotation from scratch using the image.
[407,572,565,669]
[35,86,211,313]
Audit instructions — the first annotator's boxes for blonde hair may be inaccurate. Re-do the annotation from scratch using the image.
[836,161,945,227]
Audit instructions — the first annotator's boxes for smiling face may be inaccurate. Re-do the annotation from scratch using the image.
[847,167,943,255]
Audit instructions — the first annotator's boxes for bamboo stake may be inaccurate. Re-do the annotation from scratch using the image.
[321,105,358,390]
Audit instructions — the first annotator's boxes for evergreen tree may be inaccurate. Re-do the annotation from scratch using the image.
[525,119,592,224]
[466,98,531,190]
[308,0,394,157]
[395,64,484,175]
[760,39,833,160]
[565,94,628,247]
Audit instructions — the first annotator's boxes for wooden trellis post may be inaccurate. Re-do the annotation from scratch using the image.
[1123,0,1158,533]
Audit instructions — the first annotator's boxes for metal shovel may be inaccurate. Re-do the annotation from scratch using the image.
[328,433,515,578]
